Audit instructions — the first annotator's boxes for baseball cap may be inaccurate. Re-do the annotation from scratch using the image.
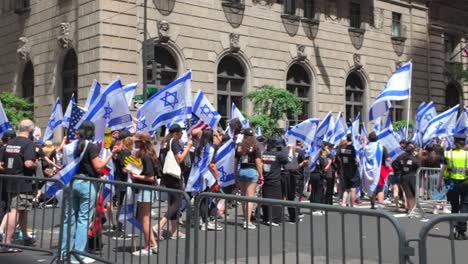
[2,130,16,139]
[118,130,133,140]
[243,128,254,136]
[169,124,182,133]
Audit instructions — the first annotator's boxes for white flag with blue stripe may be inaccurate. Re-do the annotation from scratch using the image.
[44,98,64,141]
[137,71,192,132]
[186,144,216,192]
[414,102,427,132]
[378,128,403,161]
[351,113,362,156]
[193,90,221,128]
[332,112,348,146]
[286,118,319,151]
[215,140,236,187]
[422,104,459,146]
[78,78,133,142]
[361,142,383,194]
[451,107,468,138]
[384,114,393,132]
[369,62,412,121]
[361,123,368,138]
[84,80,101,110]
[314,112,333,149]
[373,116,382,134]
[123,82,138,108]
[0,100,12,138]
[324,114,335,142]
[119,177,142,234]
[418,102,436,133]
[255,127,262,137]
[231,103,249,128]
[63,94,76,129]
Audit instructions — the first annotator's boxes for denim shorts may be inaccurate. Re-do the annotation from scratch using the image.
[237,168,258,183]
[137,189,156,203]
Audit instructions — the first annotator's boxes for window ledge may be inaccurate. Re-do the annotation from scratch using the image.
[222,2,245,10]
[281,14,301,21]
[348,27,366,34]
[301,17,320,25]
[391,36,407,42]
[14,7,31,15]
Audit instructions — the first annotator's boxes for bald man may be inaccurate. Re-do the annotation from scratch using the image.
[0,119,36,249]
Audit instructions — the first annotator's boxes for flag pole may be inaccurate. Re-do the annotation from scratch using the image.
[405,61,413,139]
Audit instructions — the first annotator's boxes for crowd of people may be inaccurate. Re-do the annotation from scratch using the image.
[0,117,466,263]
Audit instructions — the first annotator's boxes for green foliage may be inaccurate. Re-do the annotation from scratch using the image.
[392,120,413,131]
[446,63,468,81]
[244,85,303,136]
[0,92,34,128]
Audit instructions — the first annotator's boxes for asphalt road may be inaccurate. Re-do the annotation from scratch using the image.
[1,198,467,264]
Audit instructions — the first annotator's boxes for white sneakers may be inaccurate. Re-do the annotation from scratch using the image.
[200,221,223,231]
[242,222,256,230]
[312,211,324,216]
[70,257,96,264]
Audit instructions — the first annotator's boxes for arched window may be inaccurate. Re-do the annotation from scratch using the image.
[446,82,461,108]
[146,45,178,91]
[62,49,78,109]
[217,55,245,128]
[389,101,404,121]
[345,72,365,121]
[287,63,311,125]
[22,61,34,103]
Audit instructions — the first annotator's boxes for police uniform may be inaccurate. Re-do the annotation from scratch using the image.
[443,136,468,238]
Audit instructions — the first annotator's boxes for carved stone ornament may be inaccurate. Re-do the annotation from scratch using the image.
[395,60,403,70]
[372,8,384,30]
[230,33,240,53]
[158,20,170,43]
[17,37,30,61]
[297,45,307,61]
[354,54,363,69]
[253,0,274,6]
[57,22,72,49]
[325,0,339,21]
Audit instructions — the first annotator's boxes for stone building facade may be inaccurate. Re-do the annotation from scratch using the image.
[0,0,467,132]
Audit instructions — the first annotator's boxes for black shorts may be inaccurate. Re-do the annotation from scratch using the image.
[401,174,416,199]
[343,170,360,189]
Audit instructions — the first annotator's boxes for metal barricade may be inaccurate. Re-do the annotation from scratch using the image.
[193,192,412,264]
[418,214,468,264]
[0,174,66,261]
[63,176,192,264]
[410,168,443,219]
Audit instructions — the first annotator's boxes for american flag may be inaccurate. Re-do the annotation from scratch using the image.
[67,102,86,140]
[186,113,209,137]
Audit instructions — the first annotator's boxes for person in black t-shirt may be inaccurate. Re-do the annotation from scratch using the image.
[397,143,421,211]
[336,134,359,207]
[261,136,288,225]
[0,120,36,250]
[60,121,117,263]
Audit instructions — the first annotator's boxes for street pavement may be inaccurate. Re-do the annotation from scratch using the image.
[1,196,467,264]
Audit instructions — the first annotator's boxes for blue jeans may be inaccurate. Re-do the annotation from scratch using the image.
[61,178,97,259]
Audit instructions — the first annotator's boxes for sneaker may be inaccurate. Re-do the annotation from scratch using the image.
[242,222,256,230]
[298,213,305,218]
[288,219,303,224]
[171,231,186,239]
[207,221,223,231]
[151,246,159,254]
[263,221,280,227]
[132,248,152,256]
[312,211,324,216]
[432,206,439,215]
[442,208,452,214]
[455,232,467,240]
[82,257,96,264]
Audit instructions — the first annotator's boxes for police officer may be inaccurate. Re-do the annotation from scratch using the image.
[437,134,468,240]
[261,136,289,226]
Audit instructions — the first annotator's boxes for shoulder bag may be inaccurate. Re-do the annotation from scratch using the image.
[162,138,181,179]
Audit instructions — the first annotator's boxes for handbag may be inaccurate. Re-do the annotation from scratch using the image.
[162,138,181,179]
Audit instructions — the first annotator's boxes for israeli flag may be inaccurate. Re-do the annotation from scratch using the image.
[422,104,459,146]
[119,177,142,234]
[361,142,383,194]
[123,82,138,108]
[361,123,368,138]
[193,90,221,128]
[63,94,76,129]
[78,78,133,142]
[44,98,64,141]
[418,102,436,133]
[185,144,216,193]
[84,80,101,110]
[314,112,333,149]
[231,103,249,128]
[137,71,192,132]
[351,113,362,156]
[414,102,426,132]
[215,140,236,187]
[0,100,12,137]
[452,108,468,138]
[332,112,348,146]
[324,114,335,142]
[369,61,412,121]
[378,128,403,161]
[255,127,262,137]
[45,141,89,197]
[384,114,393,132]
[286,118,319,151]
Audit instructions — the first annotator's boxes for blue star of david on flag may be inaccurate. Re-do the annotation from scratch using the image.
[137,118,147,130]
[200,104,214,118]
[192,90,221,128]
[218,166,227,181]
[104,103,113,119]
[424,113,433,122]
[160,91,179,109]
[48,117,55,128]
